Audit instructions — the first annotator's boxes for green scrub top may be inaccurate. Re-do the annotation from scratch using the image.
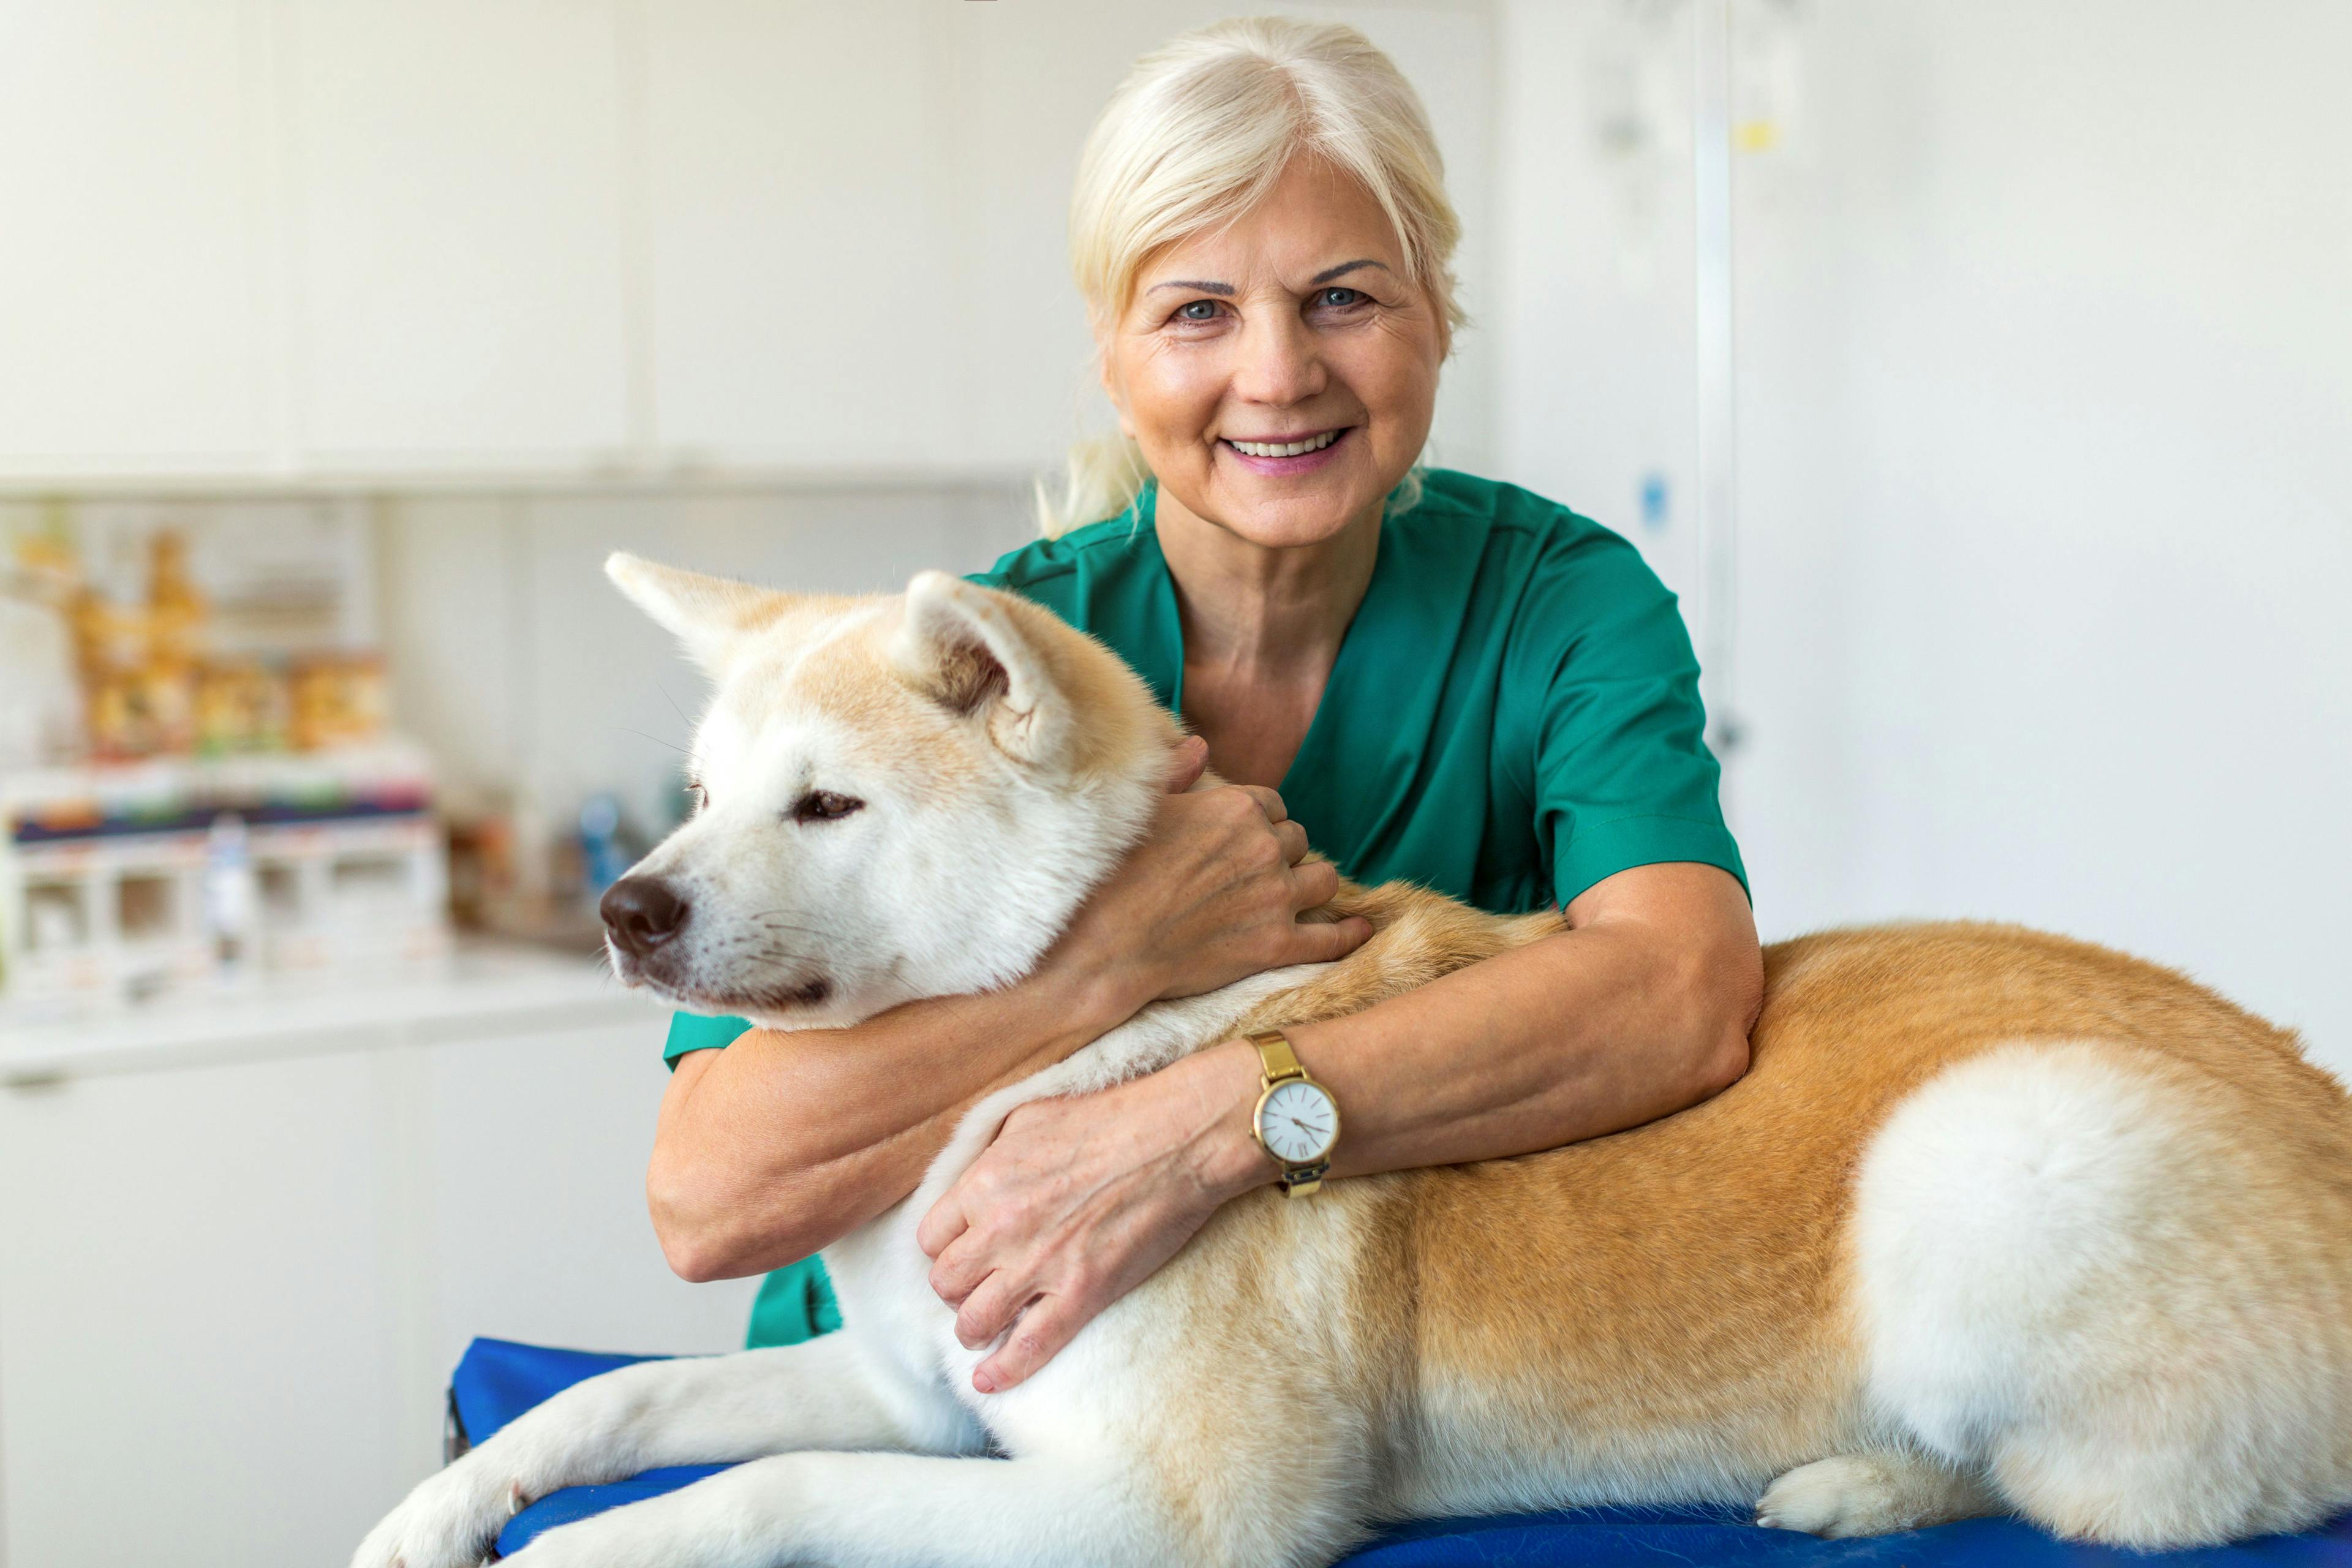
[663,468,1746,1348]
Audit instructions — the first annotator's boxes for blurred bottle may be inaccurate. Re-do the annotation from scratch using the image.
[203,812,260,987]
[579,794,629,893]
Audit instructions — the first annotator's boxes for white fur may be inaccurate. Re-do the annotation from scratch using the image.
[1853,1042,2352,1545]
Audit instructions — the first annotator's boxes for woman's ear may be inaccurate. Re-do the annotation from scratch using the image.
[1094,323,1137,440]
[891,572,1079,769]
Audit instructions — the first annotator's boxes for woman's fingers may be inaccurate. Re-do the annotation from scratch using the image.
[1163,734,1209,793]
[1289,854,1340,910]
[914,1189,969,1261]
[973,1293,1093,1395]
[1047,770,1341,1003]
[925,1230,990,1308]
[954,1270,1032,1352]
[1234,783,1289,824]
[1290,913,1374,965]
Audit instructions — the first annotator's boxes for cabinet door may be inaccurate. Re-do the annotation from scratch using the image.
[419,1018,759,1375]
[0,1054,405,1568]
[0,0,275,475]
[284,0,633,467]
[644,0,963,470]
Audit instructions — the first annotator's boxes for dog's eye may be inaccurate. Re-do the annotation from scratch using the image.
[685,778,708,812]
[790,790,864,824]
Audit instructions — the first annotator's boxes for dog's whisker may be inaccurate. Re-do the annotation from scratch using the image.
[616,726,693,758]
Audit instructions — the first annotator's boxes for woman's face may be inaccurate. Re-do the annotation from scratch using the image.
[1101,157,1446,551]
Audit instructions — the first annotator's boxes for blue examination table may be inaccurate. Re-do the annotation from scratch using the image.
[453,1338,2352,1565]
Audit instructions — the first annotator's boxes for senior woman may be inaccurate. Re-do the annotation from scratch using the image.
[651,17,1763,1395]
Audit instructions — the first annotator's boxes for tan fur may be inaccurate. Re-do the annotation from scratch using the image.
[970,600,2352,1550]
[1109,909,2352,1551]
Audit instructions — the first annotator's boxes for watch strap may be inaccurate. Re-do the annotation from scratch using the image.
[1276,1162,1329,1198]
[1248,1028,1306,1085]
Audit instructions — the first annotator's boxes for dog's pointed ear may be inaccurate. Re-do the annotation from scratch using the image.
[606,553,795,675]
[891,571,1076,767]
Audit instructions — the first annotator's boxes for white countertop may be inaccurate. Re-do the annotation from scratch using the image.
[0,942,662,1084]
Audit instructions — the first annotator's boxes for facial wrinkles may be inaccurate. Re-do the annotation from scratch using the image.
[1104,163,1441,550]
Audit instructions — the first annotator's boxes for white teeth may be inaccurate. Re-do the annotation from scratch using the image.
[1229,429,1341,458]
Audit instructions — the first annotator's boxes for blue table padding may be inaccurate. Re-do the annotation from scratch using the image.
[452,1337,2352,1564]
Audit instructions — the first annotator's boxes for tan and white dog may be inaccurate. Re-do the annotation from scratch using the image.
[355,555,2352,1568]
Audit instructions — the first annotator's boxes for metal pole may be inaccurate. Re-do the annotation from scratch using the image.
[1691,0,1743,774]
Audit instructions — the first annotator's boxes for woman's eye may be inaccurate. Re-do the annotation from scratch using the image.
[1316,287,1365,309]
[1175,299,1222,322]
[790,790,865,824]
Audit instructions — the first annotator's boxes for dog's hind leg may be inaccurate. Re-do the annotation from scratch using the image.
[501,1448,1348,1568]
[1853,1041,2352,1548]
[353,1336,978,1568]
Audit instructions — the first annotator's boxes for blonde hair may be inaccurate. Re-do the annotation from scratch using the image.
[1038,16,1465,537]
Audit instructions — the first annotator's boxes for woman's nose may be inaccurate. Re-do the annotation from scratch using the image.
[1231,314,1326,406]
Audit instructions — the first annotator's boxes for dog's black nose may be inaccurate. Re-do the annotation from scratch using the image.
[601,876,690,956]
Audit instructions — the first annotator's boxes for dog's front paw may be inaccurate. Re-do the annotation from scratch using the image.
[1755,1451,1992,1538]
[350,1460,530,1568]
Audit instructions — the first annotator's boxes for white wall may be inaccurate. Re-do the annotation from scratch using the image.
[1491,0,1704,594]
[1499,0,2352,1075]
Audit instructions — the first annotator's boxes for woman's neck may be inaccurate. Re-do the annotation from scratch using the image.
[1154,488,1382,680]
[1151,484,1383,788]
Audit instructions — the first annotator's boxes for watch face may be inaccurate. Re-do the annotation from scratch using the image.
[1258,1080,1338,1163]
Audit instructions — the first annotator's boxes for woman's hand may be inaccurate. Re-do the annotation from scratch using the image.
[916,1043,1268,1393]
[1051,735,1373,1013]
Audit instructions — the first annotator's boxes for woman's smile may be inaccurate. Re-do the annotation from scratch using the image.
[1219,424,1355,475]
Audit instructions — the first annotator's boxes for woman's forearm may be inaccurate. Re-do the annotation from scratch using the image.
[1173,862,1765,1195]
[647,960,1136,1280]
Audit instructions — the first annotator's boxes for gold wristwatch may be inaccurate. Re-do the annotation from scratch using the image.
[1246,1029,1341,1197]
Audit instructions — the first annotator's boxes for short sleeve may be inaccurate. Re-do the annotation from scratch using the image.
[663,1010,752,1066]
[1516,530,1748,908]
[745,1257,842,1348]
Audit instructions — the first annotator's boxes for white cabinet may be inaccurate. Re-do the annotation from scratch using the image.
[0,1,1494,484]
[0,966,757,1568]
[0,0,636,482]
[419,1020,759,1375]
[0,0,276,475]
[644,0,965,470]
[0,1052,403,1568]
[284,0,636,468]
